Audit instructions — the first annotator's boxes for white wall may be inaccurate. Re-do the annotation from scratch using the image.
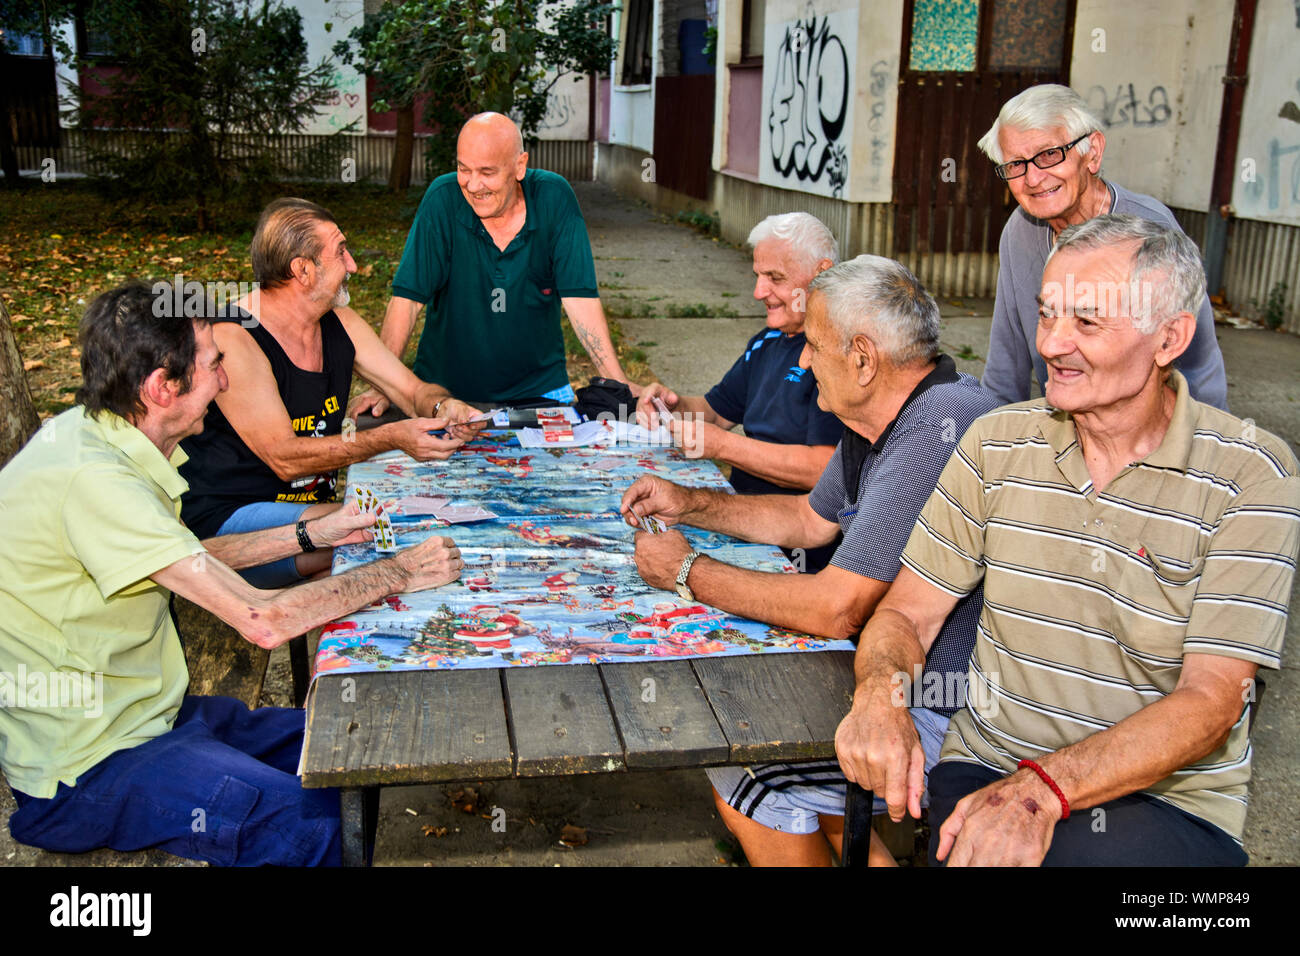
[754,0,901,203]
[1069,0,1230,210]
[1232,0,1300,225]
[294,0,367,135]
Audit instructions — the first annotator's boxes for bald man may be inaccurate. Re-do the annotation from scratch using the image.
[353,112,638,413]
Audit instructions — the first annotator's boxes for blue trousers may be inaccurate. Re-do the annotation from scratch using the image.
[9,696,341,866]
[927,761,1247,866]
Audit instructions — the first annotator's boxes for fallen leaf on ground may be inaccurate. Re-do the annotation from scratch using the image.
[559,824,588,847]
[52,338,71,349]
[23,359,44,371]
[421,825,449,838]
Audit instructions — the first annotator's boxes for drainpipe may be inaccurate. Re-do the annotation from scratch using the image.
[1204,0,1257,297]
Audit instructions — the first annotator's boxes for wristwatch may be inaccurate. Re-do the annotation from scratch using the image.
[674,550,701,601]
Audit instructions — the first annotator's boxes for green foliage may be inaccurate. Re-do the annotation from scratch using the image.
[673,208,721,237]
[335,0,616,177]
[67,0,347,230]
[1262,281,1289,330]
[954,343,981,361]
[666,302,738,318]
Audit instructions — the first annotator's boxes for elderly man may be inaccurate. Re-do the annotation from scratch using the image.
[352,112,638,412]
[837,216,1298,866]
[179,197,477,589]
[619,256,1000,865]
[636,212,844,570]
[978,84,1227,410]
[0,284,466,866]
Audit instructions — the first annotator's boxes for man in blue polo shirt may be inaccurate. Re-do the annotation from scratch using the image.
[637,213,844,500]
[351,112,638,410]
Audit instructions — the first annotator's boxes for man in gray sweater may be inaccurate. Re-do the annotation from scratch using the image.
[978,84,1228,410]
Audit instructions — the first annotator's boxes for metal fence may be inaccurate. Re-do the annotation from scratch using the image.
[16,129,595,185]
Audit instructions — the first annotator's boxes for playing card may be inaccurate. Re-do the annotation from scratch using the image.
[354,484,398,552]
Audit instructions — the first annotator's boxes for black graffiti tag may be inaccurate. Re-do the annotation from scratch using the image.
[768,16,850,196]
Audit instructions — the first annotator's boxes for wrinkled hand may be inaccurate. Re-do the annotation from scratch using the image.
[619,475,693,529]
[348,387,391,420]
[308,502,377,548]
[835,687,926,823]
[387,418,467,460]
[936,769,1061,867]
[394,535,463,592]
[633,528,693,591]
[670,416,723,460]
[634,383,680,430]
[437,398,488,441]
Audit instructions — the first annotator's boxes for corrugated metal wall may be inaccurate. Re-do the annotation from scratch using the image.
[16,130,595,185]
[1173,207,1299,335]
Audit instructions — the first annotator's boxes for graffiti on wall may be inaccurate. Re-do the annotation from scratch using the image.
[1085,83,1172,129]
[762,11,857,199]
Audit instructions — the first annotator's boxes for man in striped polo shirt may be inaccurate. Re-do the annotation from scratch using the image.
[836,215,1299,865]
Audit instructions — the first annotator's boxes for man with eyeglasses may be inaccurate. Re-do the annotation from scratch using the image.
[977,84,1227,410]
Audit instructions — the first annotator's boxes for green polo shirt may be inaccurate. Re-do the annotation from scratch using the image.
[392,168,600,403]
[0,407,204,798]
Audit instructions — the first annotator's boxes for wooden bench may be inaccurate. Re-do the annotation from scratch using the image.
[172,596,310,708]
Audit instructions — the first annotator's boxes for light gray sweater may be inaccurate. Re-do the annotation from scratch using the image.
[981,181,1229,411]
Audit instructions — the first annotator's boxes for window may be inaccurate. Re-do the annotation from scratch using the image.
[741,0,765,63]
[620,0,653,86]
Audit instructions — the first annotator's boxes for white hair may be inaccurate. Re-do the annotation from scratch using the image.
[1047,214,1207,334]
[807,255,940,366]
[977,84,1104,164]
[747,212,839,271]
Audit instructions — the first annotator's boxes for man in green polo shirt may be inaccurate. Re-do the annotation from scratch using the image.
[0,283,466,865]
[834,216,1298,866]
[351,112,640,411]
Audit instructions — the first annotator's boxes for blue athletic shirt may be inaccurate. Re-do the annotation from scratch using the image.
[704,328,843,496]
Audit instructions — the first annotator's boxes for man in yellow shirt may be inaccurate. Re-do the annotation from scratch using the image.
[0,283,464,865]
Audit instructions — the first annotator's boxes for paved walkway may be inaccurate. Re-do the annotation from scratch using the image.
[3,181,1296,867]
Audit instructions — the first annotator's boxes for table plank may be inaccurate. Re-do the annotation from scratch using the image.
[692,651,855,762]
[504,665,625,776]
[300,670,513,788]
[599,661,730,768]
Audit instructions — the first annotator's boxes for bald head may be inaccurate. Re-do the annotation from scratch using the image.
[459,112,525,162]
[456,113,529,221]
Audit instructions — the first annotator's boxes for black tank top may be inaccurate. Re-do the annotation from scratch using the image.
[179,309,355,539]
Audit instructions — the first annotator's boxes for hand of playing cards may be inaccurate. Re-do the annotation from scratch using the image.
[354,485,398,553]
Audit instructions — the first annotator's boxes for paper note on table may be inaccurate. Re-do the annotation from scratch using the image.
[517,420,615,448]
[390,495,451,515]
[432,505,498,523]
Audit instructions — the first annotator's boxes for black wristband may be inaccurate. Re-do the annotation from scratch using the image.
[296,519,317,553]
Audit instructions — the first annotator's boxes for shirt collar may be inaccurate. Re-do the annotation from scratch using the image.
[841,354,960,503]
[1037,369,1195,471]
[92,410,191,501]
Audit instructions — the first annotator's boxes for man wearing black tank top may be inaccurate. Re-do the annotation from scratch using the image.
[181,198,479,588]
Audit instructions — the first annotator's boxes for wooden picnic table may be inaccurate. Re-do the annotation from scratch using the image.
[301,649,854,865]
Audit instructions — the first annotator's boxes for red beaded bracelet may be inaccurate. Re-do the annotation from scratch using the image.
[1018,759,1070,820]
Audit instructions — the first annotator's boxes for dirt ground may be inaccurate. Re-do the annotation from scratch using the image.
[1,181,1296,868]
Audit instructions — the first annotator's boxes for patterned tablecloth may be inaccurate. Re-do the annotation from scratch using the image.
[316,431,854,673]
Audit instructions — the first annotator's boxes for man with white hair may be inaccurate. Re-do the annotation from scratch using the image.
[836,216,1298,866]
[352,112,638,410]
[620,255,1000,865]
[978,83,1227,410]
[636,213,845,568]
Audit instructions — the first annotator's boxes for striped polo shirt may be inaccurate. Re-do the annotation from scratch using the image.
[899,371,1300,840]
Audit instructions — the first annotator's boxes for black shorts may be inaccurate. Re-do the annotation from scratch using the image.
[927,760,1248,867]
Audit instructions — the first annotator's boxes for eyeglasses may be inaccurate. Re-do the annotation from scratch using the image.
[993,135,1090,181]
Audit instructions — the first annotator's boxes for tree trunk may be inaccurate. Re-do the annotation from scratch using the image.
[0,297,41,467]
[389,103,414,193]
